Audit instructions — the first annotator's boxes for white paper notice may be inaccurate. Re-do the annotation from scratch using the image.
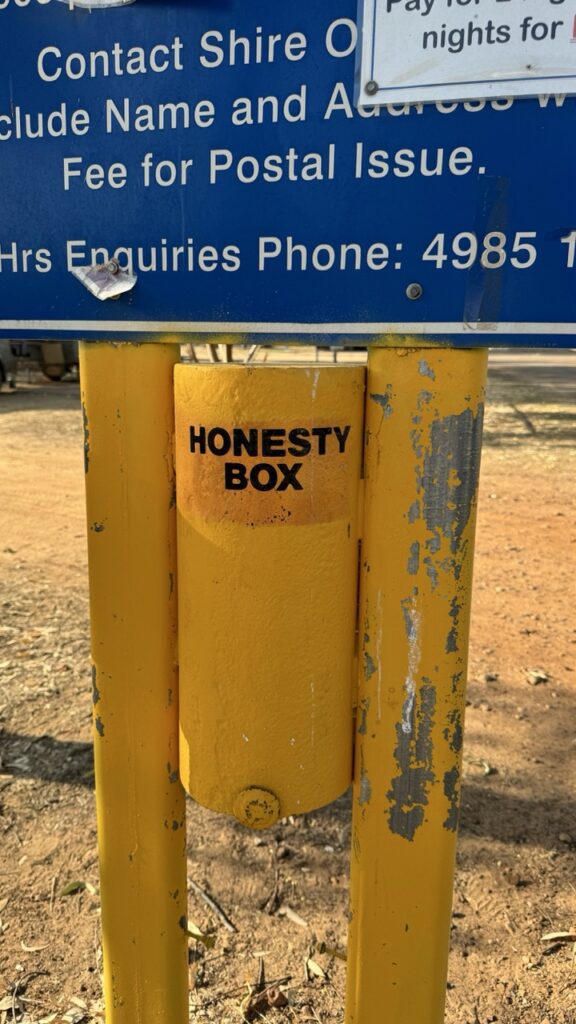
[358,0,576,106]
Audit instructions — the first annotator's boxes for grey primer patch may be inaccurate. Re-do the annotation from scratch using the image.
[418,360,436,381]
[446,595,461,653]
[91,666,101,706]
[444,708,463,754]
[401,589,418,640]
[410,428,423,460]
[359,769,372,806]
[364,651,377,680]
[423,556,439,591]
[82,403,90,474]
[95,717,105,737]
[422,407,484,553]
[443,766,460,831]
[407,542,420,576]
[358,698,370,736]
[370,389,393,417]
[426,534,441,555]
[451,670,464,695]
[407,500,420,524]
[359,749,372,806]
[388,683,436,841]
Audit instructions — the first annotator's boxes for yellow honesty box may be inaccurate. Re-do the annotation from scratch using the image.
[174,363,365,826]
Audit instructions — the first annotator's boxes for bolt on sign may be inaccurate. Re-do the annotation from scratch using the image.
[0,0,575,345]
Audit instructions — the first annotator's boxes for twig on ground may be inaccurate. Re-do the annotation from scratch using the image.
[189,879,238,933]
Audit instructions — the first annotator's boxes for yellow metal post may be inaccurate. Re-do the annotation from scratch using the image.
[346,346,488,1024]
[79,342,188,1024]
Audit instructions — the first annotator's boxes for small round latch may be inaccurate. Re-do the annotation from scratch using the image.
[233,787,281,830]
[406,283,423,301]
[365,80,379,96]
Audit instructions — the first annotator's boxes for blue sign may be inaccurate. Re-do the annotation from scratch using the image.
[0,1,575,346]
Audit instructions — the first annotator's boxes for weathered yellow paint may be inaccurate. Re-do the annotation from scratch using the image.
[174,363,365,823]
[80,342,188,1024]
[345,347,488,1024]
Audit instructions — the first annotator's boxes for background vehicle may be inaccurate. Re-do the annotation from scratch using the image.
[12,340,79,381]
[0,340,18,388]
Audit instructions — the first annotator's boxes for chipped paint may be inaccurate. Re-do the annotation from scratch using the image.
[81,402,90,473]
[95,716,105,737]
[422,407,484,554]
[407,541,420,576]
[91,665,101,706]
[407,499,420,524]
[370,389,393,417]
[357,697,370,736]
[167,762,179,784]
[444,709,463,754]
[364,651,377,680]
[443,766,460,831]
[91,522,105,533]
[418,360,436,381]
[388,682,437,841]
[397,598,420,741]
[410,429,423,459]
[445,595,461,653]
[359,764,372,806]
[423,556,439,591]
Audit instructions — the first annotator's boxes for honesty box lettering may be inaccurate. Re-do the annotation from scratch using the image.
[0,1,575,343]
[359,0,576,105]
[182,423,354,526]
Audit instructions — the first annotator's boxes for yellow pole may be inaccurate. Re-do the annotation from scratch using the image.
[346,346,488,1024]
[79,342,188,1024]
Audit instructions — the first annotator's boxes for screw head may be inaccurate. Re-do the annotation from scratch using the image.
[233,787,281,830]
[365,80,379,96]
[100,258,121,275]
[406,283,423,300]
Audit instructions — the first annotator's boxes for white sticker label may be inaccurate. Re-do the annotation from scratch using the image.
[358,0,576,106]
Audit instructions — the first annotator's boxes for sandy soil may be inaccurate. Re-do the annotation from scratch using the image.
[0,352,574,1024]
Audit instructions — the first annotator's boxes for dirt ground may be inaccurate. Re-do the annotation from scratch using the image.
[0,350,575,1024]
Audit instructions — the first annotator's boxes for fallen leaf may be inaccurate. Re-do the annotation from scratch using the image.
[59,881,87,897]
[306,958,326,980]
[277,905,308,928]
[541,931,576,944]
[21,941,49,952]
[183,920,216,950]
